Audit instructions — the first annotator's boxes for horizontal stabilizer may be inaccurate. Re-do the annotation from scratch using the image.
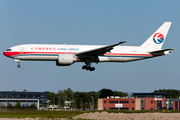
[149,48,175,54]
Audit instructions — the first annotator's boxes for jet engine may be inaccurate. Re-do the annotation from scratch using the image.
[56,54,74,66]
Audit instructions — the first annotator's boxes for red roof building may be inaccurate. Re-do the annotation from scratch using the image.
[98,93,167,110]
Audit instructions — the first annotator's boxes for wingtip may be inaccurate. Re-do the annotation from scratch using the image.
[119,41,127,44]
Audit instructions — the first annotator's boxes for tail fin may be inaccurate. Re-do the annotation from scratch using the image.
[141,22,172,49]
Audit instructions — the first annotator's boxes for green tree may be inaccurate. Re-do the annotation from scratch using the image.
[52,88,128,110]
[74,92,85,108]
[57,90,66,107]
[0,103,3,108]
[71,101,77,108]
[64,88,74,101]
[98,88,114,98]
[47,92,57,105]
[25,103,29,107]
[113,91,128,97]
[58,88,74,107]
[15,101,21,108]
[23,89,27,92]
[30,103,36,108]
[7,102,12,108]
[154,89,180,98]
[74,91,99,109]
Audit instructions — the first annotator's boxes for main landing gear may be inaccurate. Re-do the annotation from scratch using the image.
[15,59,21,68]
[82,65,95,71]
[82,58,97,71]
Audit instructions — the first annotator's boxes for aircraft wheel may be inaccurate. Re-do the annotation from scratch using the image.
[17,64,21,68]
[92,67,95,71]
[86,66,90,70]
[82,65,87,70]
[90,67,95,71]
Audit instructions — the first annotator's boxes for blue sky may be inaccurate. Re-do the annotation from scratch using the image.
[0,0,179,94]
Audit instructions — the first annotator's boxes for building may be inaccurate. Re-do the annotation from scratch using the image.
[98,93,167,110]
[166,98,180,110]
[0,91,48,110]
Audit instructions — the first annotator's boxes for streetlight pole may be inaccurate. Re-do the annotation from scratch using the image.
[58,96,60,108]
[60,97,61,108]
[91,96,94,110]
[53,98,55,105]
[80,98,82,110]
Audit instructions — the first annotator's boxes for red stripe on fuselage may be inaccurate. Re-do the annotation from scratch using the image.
[4,51,153,58]
[104,53,153,57]
[3,51,75,57]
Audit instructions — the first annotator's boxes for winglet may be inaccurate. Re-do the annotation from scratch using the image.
[119,41,127,45]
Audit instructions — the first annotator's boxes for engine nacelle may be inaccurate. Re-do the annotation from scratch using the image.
[56,54,74,66]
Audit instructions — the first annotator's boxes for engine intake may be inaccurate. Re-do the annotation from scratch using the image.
[56,54,74,66]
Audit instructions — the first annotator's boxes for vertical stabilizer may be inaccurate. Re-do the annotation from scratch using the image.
[141,22,172,49]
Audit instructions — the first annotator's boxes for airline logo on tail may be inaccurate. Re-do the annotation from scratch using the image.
[153,33,164,44]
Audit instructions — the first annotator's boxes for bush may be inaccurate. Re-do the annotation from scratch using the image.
[15,101,21,108]
[30,103,36,108]
[7,102,12,108]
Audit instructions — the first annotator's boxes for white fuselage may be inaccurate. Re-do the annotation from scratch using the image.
[4,44,166,63]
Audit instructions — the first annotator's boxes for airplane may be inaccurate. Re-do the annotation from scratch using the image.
[3,22,174,71]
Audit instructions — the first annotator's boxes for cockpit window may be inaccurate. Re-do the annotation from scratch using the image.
[6,49,12,51]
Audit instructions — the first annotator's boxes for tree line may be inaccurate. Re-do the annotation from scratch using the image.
[47,88,128,109]
[47,88,180,109]
[154,89,180,99]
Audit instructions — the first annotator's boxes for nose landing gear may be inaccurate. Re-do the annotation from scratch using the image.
[17,64,21,68]
[15,59,21,68]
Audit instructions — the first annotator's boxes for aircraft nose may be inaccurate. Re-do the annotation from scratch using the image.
[3,51,6,56]
[3,51,8,56]
[3,49,12,57]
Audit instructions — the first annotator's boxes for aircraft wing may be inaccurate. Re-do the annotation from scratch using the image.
[76,41,127,58]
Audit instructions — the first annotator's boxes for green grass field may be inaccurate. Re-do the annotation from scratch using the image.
[0,110,180,119]
[0,111,85,119]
